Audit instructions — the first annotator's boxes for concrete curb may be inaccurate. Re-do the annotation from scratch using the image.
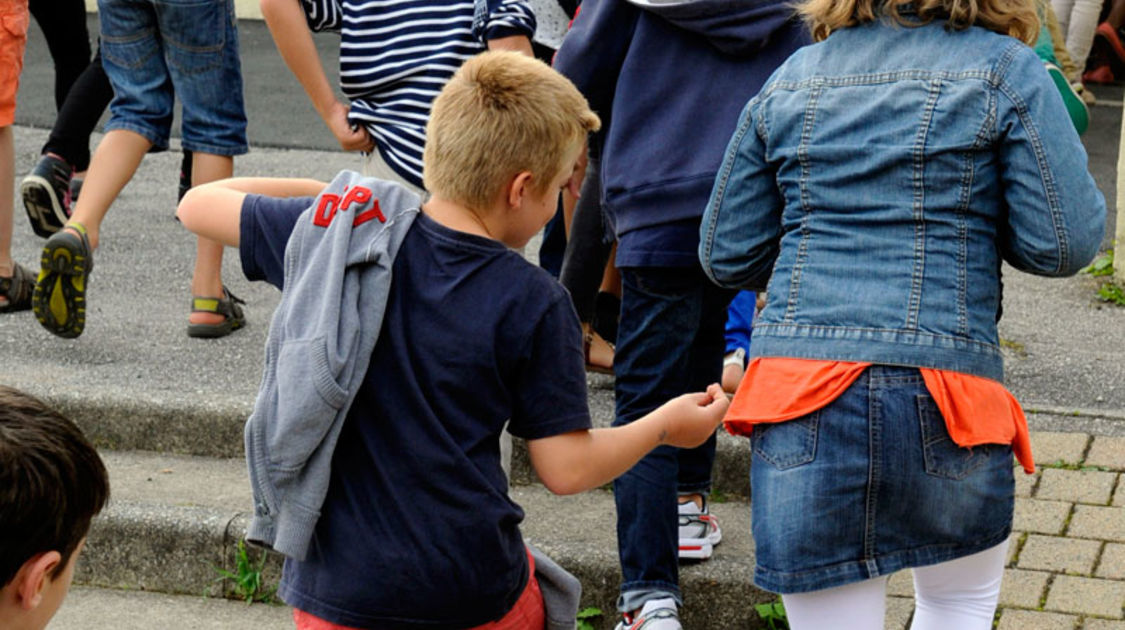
[77,493,768,629]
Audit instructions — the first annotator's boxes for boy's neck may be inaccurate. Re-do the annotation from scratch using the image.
[422,195,506,245]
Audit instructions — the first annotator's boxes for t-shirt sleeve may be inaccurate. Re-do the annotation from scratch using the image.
[239,194,316,290]
[507,291,592,440]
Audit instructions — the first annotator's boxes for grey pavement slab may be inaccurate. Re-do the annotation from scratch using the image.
[48,586,291,630]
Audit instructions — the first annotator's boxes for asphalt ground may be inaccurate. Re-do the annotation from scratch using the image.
[6,15,1125,438]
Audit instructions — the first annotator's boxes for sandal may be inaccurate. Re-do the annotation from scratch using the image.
[32,222,92,338]
[584,325,614,375]
[187,286,246,338]
[0,262,34,313]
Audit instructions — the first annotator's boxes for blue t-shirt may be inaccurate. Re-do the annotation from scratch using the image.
[240,194,592,628]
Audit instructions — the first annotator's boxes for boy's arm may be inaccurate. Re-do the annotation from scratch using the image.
[476,0,535,55]
[177,177,327,247]
[527,386,728,495]
[259,0,372,152]
[552,0,637,119]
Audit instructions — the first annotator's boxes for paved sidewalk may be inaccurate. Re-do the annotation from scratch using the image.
[8,13,1125,630]
[952,433,1125,629]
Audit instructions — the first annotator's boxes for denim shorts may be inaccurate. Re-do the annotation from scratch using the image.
[98,0,248,156]
[750,365,1014,594]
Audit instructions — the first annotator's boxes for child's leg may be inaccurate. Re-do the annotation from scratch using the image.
[0,126,14,276]
[909,541,1008,630]
[28,0,91,111]
[781,576,888,630]
[186,152,233,327]
[612,265,731,617]
[67,129,151,248]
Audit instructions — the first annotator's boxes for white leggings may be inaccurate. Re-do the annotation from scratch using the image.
[1052,0,1104,73]
[781,541,1008,630]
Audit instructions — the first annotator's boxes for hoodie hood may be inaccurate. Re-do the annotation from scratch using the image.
[625,0,800,55]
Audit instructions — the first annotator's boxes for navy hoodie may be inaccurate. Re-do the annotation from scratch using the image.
[554,0,809,267]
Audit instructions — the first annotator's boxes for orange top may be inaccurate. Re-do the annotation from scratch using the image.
[726,358,1034,474]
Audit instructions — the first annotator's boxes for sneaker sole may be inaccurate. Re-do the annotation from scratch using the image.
[678,538,713,560]
[20,175,69,239]
[32,237,89,338]
[186,318,244,339]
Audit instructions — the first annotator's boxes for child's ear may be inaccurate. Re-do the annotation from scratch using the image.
[506,171,535,209]
[15,551,61,610]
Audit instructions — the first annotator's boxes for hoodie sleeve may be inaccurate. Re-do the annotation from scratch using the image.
[699,96,783,291]
[473,0,537,42]
[552,0,639,121]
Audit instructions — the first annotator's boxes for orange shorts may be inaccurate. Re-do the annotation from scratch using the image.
[293,549,546,630]
[0,0,28,127]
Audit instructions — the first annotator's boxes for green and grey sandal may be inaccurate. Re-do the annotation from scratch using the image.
[32,222,92,338]
[187,286,246,338]
[0,262,34,313]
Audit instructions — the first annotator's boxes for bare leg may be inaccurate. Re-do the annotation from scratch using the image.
[186,152,234,327]
[68,128,151,249]
[0,126,14,282]
[1109,0,1125,29]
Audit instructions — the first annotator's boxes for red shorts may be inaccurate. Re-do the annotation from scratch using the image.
[293,549,545,630]
[0,0,29,127]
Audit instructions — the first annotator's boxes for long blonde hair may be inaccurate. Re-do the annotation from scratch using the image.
[798,0,1040,44]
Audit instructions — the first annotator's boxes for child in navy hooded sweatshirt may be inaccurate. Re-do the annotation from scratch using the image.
[553,1,809,627]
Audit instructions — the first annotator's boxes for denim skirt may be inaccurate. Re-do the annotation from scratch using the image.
[749,365,1014,593]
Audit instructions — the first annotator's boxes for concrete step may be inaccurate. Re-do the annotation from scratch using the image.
[81,450,769,629]
[49,586,290,629]
[36,383,755,500]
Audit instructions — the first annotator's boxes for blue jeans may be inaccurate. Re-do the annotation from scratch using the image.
[613,266,734,612]
[750,365,1015,593]
[99,0,248,155]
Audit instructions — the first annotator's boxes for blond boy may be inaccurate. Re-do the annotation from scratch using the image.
[177,51,728,628]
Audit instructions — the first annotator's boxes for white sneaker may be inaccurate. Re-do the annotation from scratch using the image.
[678,499,721,560]
[614,597,682,630]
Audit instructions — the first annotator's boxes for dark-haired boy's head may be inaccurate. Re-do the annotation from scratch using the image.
[0,386,109,629]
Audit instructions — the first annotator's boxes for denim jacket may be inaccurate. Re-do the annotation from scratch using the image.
[699,20,1105,381]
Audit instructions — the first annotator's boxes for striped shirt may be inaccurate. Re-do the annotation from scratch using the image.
[300,0,536,187]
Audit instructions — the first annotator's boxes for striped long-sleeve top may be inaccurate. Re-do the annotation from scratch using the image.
[301,0,536,187]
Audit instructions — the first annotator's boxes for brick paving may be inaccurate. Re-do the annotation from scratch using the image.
[986,431,1125,630]
[884,432,1125,629]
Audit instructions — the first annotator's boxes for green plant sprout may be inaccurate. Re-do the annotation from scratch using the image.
[213,539,275,604]
[755,596,789,630]
[1096,282,1125,306]
[1082,250,1114,277]
[1081,250,1125,306]
[577,606,603,630]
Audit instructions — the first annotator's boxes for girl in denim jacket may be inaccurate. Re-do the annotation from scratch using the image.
[699,0,1105,627]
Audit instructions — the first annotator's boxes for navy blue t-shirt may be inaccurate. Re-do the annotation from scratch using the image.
[240,194,592,628]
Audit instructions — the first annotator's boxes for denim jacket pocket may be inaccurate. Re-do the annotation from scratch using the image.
[752,412,819,470]
[918,394,985,480]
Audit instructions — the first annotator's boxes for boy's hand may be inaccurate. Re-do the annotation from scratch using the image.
[325,101,375,152]
[657,384,728,449]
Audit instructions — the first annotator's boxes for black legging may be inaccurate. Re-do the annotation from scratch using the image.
[559,154,614,324]
[29,0,91,111]
[41,46,113,172]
